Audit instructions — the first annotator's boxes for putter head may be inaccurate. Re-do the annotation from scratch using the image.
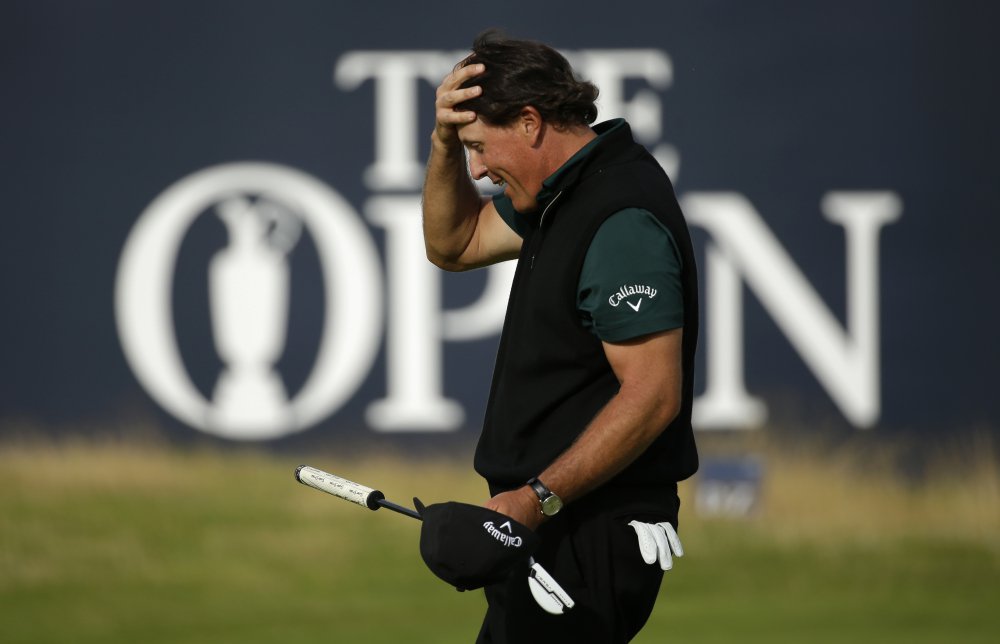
[527,558,575,615]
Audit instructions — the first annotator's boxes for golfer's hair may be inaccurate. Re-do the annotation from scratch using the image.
[456,30,599,128]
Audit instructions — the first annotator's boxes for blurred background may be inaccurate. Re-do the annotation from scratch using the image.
[2,1,998,642]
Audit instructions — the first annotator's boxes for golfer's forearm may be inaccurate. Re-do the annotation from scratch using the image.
[539,387,679,505]
[422,133,482,268]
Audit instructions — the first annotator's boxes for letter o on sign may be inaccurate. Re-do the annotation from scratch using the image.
[115,162,384,439]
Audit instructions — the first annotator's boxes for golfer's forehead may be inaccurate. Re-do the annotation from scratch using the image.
[456,118,484,144]
[457,118,506,146]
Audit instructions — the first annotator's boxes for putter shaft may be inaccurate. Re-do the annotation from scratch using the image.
[377,498,422,520]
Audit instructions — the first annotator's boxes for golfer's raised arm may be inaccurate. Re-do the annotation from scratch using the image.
[422,63,521,272]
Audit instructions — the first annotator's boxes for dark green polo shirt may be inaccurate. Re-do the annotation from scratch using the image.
[492,124,684,343]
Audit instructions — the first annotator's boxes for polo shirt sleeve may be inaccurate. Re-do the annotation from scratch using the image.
[492,193,531,238]
[577,208,684,342]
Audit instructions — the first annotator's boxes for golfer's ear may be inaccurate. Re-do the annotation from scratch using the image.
[518,106,543,144]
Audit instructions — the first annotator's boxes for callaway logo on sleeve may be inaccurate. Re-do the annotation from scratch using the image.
[578,209,684,342]
[608,283,658,311]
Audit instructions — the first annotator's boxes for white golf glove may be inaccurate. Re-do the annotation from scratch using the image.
[628,520,684,571]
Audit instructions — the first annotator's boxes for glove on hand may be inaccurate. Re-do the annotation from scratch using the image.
[628,520,684,571]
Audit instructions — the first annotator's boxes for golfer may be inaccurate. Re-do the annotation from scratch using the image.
[422,30,699,643]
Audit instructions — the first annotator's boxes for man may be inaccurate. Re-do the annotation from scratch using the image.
[422,31,699,643]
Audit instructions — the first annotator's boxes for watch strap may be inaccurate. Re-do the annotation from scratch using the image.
[527,477,551,502]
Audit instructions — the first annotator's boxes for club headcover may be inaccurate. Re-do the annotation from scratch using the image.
[413,498,539,591]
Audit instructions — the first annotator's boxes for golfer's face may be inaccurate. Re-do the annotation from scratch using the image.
[459,118,541,212]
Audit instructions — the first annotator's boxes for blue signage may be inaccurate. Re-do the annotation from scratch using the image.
[2,1,997,442]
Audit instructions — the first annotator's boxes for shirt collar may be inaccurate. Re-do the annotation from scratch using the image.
[534,118,627,207]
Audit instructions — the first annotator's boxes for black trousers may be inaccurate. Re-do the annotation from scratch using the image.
[476,485,679,644]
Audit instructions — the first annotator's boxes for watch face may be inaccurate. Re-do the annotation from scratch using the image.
[541,495,563,516]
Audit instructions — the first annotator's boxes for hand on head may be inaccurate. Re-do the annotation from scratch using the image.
[433,63,485,147]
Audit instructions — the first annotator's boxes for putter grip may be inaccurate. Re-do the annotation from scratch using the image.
[295,465,385,510]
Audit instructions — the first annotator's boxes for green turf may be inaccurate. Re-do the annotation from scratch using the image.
[0,442,997,643]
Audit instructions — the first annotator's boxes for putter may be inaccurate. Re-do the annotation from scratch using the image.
[295,464,574,614]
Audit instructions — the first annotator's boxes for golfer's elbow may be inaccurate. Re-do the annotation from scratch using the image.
[658,397,681,431]
[424,242,471,272]
[643,391,681,439]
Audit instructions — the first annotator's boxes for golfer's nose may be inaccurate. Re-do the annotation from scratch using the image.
[468,150,488,180]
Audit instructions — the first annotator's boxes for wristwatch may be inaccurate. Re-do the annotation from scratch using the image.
[527,477,564,516]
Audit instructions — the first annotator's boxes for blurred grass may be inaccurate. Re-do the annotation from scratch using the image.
[1,432,998,643]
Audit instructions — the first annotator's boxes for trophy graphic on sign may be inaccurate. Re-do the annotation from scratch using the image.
[208,195,302,437]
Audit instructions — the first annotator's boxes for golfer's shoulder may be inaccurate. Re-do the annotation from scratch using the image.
[587,208,680,267]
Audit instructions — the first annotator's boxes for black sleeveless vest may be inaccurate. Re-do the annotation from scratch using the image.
[474,121,699,492]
